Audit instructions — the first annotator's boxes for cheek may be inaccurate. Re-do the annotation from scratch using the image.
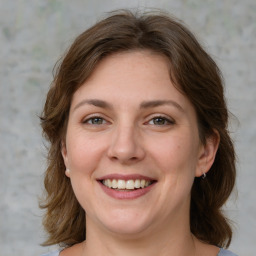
[149,133,199,173]
[66,136,101,211]
[66,129,104,167]
[69,176,94,216]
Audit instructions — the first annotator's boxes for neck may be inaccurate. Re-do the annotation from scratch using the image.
[82,216,197,256]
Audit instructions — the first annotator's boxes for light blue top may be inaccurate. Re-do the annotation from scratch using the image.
[41,248,238,256]
[218,248,238,256]
[41,251,60,256]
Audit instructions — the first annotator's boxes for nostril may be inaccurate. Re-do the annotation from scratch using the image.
[107,135,145,163]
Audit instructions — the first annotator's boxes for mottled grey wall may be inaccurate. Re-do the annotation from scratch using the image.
[0,1,255,255]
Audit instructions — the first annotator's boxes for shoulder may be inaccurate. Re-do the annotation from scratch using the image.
[218,248,238,256]
[40,250,60,256]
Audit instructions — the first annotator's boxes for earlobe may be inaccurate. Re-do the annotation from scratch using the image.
[61,140,69,169]
[195,129,220,177]
[65,168,71,177]
[61,141,71,178]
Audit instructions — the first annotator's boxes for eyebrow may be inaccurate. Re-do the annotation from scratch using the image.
[73,99,113,111]
[73,99,184,112]
[140,100,184,112]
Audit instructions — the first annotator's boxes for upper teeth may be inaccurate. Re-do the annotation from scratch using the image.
[102,179,151,190]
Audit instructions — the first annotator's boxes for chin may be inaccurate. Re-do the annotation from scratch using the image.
[95,209,153,237]
[104,223,150,238]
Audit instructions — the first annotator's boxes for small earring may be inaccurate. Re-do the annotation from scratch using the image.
[202,173,206,179]
[65,168,71,176]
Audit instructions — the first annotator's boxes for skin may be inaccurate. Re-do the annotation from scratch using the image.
[61,51,220,256]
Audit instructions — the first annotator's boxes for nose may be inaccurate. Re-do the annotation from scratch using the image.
[107,124,145,164]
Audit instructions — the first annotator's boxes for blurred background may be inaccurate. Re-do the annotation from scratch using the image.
[0,0,255,255]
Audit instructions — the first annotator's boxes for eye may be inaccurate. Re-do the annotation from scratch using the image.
[83,117,107,125]
[148,116,174,126]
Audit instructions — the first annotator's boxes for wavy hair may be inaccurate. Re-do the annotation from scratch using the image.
[40,10,236,248]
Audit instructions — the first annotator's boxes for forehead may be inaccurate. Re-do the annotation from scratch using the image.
[90,50,170,79]
[75,51,169,91]
[71,50,188,110]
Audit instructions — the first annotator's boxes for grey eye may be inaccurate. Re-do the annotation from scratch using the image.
[85,117,106,125]
[152,117,168,125]
[148,116,174,126]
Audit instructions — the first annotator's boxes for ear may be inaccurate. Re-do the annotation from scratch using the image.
[195,129,220,177]
[61,140,70,177]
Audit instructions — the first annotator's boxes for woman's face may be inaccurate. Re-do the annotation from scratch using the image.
[62,51,211,237]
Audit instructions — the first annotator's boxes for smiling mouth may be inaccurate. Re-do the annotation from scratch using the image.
[101,179,155,190]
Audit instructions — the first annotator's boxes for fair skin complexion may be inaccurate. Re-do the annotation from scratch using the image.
[61,51,220,256]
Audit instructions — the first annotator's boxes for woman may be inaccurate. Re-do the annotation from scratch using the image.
[40,10,238,256]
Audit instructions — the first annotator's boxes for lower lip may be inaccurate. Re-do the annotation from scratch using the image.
[98,181,156,200]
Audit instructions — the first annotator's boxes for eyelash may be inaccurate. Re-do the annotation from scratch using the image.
[82,115,175,126]
[82,116,107,125]
[147,116,175,126]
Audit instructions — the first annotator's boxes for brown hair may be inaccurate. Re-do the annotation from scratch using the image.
[40,10,236,248]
